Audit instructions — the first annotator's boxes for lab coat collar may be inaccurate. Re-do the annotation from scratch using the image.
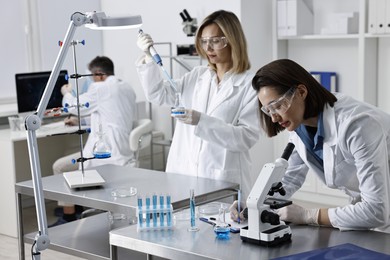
[322,103,339,187]
[205,70,247,115]
[322,103,338,146]
[192,70,211,113]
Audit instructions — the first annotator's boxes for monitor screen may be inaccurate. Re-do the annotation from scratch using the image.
[15,70,68,114]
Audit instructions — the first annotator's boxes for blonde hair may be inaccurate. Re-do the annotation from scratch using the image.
[195,10,250,73]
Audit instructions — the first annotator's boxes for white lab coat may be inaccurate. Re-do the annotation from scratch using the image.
[136,61,260,198]
[281,93,390,232]
[63,76,137,168]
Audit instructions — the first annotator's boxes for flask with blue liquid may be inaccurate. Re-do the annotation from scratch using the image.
[93,123,111,159]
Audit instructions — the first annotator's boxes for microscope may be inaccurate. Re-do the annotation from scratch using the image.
[240,143,295,246]
[179,9,197,37]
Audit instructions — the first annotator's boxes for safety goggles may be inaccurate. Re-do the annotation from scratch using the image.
[261,88,296,117]
[199,36,228,50]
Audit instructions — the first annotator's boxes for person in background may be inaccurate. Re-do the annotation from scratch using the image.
[136,10,260,200]
[50,56,137,226]
[231,58,390,233]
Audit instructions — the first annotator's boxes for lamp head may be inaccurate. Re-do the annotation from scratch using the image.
[82,11,142,30]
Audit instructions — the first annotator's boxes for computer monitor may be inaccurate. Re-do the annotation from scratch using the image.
[15,70,68,114]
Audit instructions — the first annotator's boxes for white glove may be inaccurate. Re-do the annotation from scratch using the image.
[229,200,246,223]
[61,84,72,96]
[275,204,319,225]
[137,33,154,63]
[171,108,201,125]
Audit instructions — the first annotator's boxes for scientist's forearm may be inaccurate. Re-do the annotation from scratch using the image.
[318,208,332,226]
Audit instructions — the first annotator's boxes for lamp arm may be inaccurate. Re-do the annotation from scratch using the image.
[36,12,87,118]
[25,12,88,258]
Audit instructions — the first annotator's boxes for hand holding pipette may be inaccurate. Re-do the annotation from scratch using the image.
[137,30,162,65]
[137,30,187,118]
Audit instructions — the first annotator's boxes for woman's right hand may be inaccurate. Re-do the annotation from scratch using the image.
[137,33,154,57]
[229,200,247,222]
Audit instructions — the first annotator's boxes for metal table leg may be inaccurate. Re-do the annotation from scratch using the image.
[16,192,25,260]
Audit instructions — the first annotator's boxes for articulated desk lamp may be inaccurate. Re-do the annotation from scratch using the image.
[24,11,142,259]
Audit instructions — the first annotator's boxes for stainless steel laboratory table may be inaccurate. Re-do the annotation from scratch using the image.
[110,218,390,260]
[15,164,239,259]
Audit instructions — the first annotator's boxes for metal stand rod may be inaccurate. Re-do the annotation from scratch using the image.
[70,41,86,175]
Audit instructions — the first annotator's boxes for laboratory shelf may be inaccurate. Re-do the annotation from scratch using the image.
[24,213,115,260]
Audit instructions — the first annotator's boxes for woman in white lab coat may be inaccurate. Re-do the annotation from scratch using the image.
[136,10,260,198]
[248,59,390,232]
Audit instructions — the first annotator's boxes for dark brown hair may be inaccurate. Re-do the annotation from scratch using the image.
[252,59,337,137]
[88,56,114,76]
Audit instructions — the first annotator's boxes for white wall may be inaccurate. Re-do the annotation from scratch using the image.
[0,0,30,101]
[100,0,275,183]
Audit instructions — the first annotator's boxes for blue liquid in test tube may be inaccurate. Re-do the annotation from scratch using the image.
[160,194,165,227]
[190,190,196,228]
[188,189,199,232]
[166,194,172,227]
[137,196,143,227]
[146,196,151,227]
[153,194,158,227]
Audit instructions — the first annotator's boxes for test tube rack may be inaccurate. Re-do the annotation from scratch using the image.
[137,204,174,232]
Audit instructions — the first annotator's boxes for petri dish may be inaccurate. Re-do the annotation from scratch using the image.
[199,202,223,215]
[111,187,137,197]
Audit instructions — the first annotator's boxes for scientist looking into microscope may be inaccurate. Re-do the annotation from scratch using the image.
[136,10,260,199]
[231,59,390,233]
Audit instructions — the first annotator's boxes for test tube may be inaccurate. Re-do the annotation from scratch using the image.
[160,194,165,227]
[152,193,158,227]
[146,195,151,227]
[187,189,199,232]
[166,194,172,227]
[137,195,143,227]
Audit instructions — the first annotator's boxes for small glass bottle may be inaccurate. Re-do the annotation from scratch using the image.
[93,124,112,159]
[171,92,186,117]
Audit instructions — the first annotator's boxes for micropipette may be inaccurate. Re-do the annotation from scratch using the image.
[138,29,185,113]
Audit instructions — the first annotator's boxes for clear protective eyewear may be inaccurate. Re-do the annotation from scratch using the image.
[200,36,228,50]
[261,88,296,117]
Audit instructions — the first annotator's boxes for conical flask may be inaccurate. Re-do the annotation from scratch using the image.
[93,124,111,159]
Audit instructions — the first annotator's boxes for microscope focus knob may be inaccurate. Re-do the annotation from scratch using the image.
[261,210,280,225]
